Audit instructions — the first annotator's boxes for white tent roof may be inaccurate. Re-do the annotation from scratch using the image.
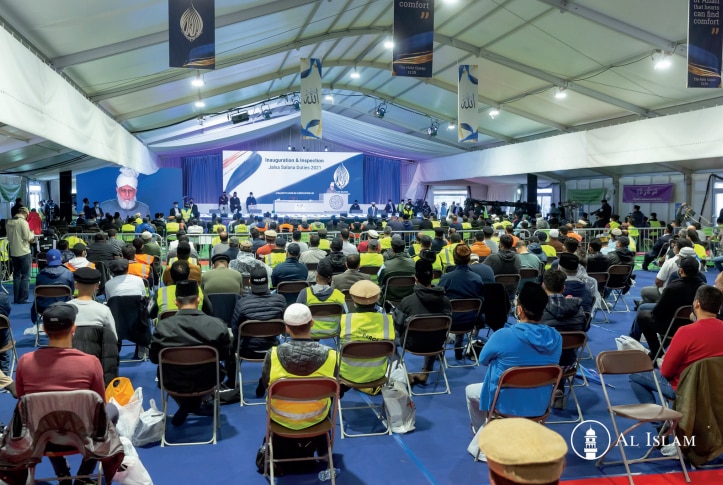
[0,0,719,178]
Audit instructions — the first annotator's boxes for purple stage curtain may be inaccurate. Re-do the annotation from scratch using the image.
[363,155,400,204]
[182,155,222,203]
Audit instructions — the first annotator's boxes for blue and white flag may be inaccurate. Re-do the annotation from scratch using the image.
[300,58,323,139]
[393,0,434,77]
[687,0,722,88]
[458,65,479,143]
[169,0,215,69]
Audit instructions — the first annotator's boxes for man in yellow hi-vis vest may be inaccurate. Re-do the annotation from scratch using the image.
[260,304,338,430]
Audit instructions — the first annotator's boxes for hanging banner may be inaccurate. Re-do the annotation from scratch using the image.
[567,188,607,205]
[169,0,215,69]
[392,0,434,77]
[622,184,674,203]
[300,58,323,139]
[458,65,478,143]
[687,0,722,88]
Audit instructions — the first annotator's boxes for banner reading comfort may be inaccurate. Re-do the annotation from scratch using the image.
[393,0,434,77]
[300,58,323,139]
[222,151,364,204]
[687,0,722,88]
[458,65,479,143]
[169,0,215,69]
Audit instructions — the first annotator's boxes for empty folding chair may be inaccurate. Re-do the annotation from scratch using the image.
[276,280,309,307]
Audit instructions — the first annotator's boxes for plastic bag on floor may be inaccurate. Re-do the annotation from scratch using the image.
[114,387,143,439]
[131,399,164,447]
[114,436,154,485]
[388,360,407,385]
[381,381,415,434]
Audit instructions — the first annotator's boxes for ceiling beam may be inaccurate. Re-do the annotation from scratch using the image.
[535,0,687,57]
[89,27,388,102]
[434,33,657,118]
[51,0,321,69]
[660,162,693,176]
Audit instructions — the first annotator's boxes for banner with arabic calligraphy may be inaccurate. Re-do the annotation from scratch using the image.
[622,184,674,203]
[300,58,323,139]
[222,151,363,205]
[687,0,722,88]
[458,65,479,143]
[169,0,215,69]
[393,0,434,77]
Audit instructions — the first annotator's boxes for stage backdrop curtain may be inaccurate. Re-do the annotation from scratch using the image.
[182,155,222,203]
[364,156,400,204]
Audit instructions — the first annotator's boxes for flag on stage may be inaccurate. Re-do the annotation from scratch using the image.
[393,0,434,77]
[300,58,323,139]
[458,65,478,143]
[687,0,722,88]
[169,0,215,69]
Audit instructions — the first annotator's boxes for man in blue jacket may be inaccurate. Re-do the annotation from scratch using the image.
[465,282,562,434]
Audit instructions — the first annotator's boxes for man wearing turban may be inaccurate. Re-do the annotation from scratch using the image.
[101,167,151,220]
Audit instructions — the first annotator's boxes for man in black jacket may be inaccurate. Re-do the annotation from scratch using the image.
[642,224,673,271]
[637,257,704,360]
[394,259,452,384]
[150,280,232,426]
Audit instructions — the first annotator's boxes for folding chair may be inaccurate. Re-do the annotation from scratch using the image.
[33,285,73,346]
[400,315,452,396]
[309,303,344,347]
[18,390,124,485]
[595,350,690,485]
[654,305,693,362]
[446,298,482,368]
[0,315,17,376]
[494,274,520,305]
[603,264,634,312]
[548,332,587,424]
[518,267,540,285]
[237,319,285,406]
[159,310,178,320]
[264,377,339,484]
[381,275,415,307]
[476,365,562,461]
[588,273,610,322]
[340,289,354,313]
[205,292,240,327]
[337,340,395,438]
[276,280,309,307]
[359,265,381,282]
[159,345,221,446]
[107,295,152,362]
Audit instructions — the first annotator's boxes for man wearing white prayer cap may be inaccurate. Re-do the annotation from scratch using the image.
[101,167,151,220]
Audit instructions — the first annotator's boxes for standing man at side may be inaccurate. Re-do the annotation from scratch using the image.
[6,206,34,303]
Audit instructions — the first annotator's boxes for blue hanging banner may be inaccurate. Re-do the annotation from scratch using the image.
[169,0,215,69]
[300,58,323,139]
[458,65,479,143]
[393,0,434,78]
[687,0,722,88]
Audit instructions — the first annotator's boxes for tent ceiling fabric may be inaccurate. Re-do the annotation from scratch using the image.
[0,0,719,178]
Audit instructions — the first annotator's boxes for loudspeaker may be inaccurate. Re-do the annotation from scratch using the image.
[231,111,250,124]
[59,171,73,222]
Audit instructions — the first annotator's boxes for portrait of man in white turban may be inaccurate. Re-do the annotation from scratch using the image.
[100,167,151,219]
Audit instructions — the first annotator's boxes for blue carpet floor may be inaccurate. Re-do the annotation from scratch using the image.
[1,267,716,484]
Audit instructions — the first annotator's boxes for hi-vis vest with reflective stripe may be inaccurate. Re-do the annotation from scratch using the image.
[441,243,460,266]
[359,252,384,268]
[307,289,346,338]
[180,208,192,220]
[157,285,204,313]
[268,347,337,430]
[265,252,287,268]
[128,261,150,279]
[413,253,443,272]
[339,312,393,383]
[310,221,325,230]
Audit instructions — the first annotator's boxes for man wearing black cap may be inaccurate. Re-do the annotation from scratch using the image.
[69,267,118,338]
[378,236,415,302]
[297,259,346,308]
[202,253,243,295]
[320,237,347,275]
[394,259,452,384]
[104,258,146,300]
[15,303,110,482]
[635,256,705,359]
[270,243,308,288]
[466,283,562,435]
[232,266,286,362]
[150,281,232,426]
[65,243,96,272]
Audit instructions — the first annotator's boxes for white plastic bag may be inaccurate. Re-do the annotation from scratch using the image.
[114,387,143,439]
[388,360,407,385]
[382,381,416,434]
[615,335,648,353]
[131,399,164,447]
[467,426,485,460]
[114,436,154,485]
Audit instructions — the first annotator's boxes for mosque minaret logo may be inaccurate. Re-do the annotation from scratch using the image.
[584,426,598,460]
